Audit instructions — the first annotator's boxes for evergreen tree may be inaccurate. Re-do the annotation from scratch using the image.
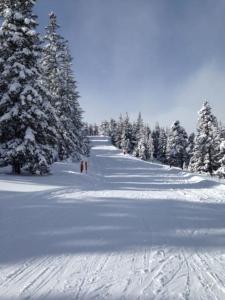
[109,118,117,145]
[114,114,123,149]
[42,12,88,160]
[189,101,219,175]
[166,120,188,169]
[100,120,110,136]
[128,121,137,153]
[62,41,89,158]
[0,0,7,14]
[185,132,195,168]
[88,124,94,136]
[0,0,58,174]
[120,113,133,153]
[158,128,168,163]
[133,113,144,157]
[215,141,225,178]
[93,124,99,135]
[152,123,161,159]
[83,123,89,136]
[138,125,154,160]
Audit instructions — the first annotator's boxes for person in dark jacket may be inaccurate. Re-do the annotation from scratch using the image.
[84,161,88,174]
[80,160,84,173]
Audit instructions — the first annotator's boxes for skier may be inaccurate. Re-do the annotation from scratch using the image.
[84,160,88,174]
[80,160,84,173]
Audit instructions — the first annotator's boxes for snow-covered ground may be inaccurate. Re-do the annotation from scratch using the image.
[1,136,225,300]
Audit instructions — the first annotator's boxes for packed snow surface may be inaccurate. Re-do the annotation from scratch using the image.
[0,136,225,300]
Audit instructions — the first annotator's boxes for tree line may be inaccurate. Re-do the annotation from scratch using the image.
[86,101,225,178]
[0,1,89,175]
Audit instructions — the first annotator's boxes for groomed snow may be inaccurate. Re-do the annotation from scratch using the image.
[0,136,225,300]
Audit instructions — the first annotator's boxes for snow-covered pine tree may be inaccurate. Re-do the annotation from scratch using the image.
[152,123,161,159]
[120,113,133,153]
[185,132,195,168]
[82,123,89,137]
[0,0,7,15]
[0,0,58,174]
[215,140,225,178]
[133,113,144,157]
[218,122,225,140]
[138,125,154,160]
[88,124,94,136]
[157,128,168,163]
[166,120,188,169]
[109,119,117,145]
[42,12,87,160]
[93,124,99,136]
[189,101,220,175]
[213,123,225,171]
[42,12,70,160]
[0,7,6,166]
[85,123,99,136]
[62,41,89,157]
[114,114,123,149]
[127,121,137,153]
[100,120,110,136]
[146,126,154,160]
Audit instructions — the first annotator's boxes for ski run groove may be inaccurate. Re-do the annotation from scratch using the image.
[0,136,225,300]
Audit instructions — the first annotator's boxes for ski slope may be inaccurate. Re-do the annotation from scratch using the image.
[1,136,225,300]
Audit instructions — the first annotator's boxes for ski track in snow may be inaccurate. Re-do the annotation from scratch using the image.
[0,136,225,299]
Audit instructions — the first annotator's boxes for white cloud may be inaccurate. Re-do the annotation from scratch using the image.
[154,62,225,132]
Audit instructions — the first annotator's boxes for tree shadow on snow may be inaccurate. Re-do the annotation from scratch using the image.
[1,136,225,265]
[0,188,225,265]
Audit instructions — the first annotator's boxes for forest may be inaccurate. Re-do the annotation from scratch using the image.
[86,101,225,178]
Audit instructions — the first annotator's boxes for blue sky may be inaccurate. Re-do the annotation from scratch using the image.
[35,0,225,132]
